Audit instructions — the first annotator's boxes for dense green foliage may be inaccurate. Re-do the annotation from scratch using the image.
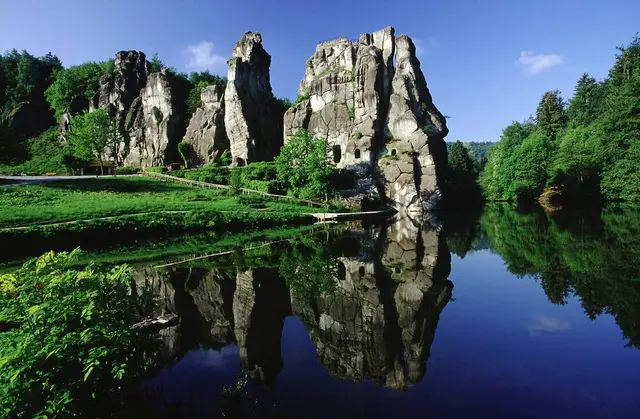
[276,97,294,110]
[0,249,159,417]
[185,71,227,118]
[67,109,121,173]
[0,50,61,160]
[44,62,111,118]
[274,129,335,199]
[0,49,61,118]
[447,141,494,169]
[481,36,640,203]
[279,237,338,302]
[0,127,69,175]
[445,141,482,204]
[177,141,192,168]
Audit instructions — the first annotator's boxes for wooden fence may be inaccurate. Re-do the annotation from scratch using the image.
[143,171,327,208]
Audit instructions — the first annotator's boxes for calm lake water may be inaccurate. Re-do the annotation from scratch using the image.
[6,204,640,418]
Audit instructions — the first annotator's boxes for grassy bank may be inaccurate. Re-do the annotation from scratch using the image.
[0,176,316,228]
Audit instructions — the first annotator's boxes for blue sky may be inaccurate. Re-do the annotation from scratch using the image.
[1,0,638,142]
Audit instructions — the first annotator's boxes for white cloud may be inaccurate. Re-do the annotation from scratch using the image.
[413,37,439,57]
[528,314,571,336]
[516,50,564,74]
[184,41,226,71]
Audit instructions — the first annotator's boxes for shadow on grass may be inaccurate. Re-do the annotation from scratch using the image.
[40,177,188,193]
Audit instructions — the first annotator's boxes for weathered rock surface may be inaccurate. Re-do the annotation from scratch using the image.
[125,71,187,167]
[284,27,448,215]
[89,51,190,168]
[224,32,283,165]
[183,84,229,165]
[381,35,448,216]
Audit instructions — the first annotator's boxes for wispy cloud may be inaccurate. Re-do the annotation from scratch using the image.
[414,37,439,57]
[184,41,226,71]
[516,50,564,74]
[528,314,571,336]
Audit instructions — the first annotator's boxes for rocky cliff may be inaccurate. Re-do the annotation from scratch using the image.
[183,84,229,165]
[224,32,283,165]
[284,27,448,215]
[89,51,189,168]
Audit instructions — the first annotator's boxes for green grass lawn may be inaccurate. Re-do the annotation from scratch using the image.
[0,177,316,228]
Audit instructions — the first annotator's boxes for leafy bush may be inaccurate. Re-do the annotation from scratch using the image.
[228,167,242,196]
[241,161,277,182]
[218,149,232,166]
[243,180,280,194]
[146,166,166,174]
[0,249,159,417]
[172,165,230,184]
[275,128,335,199]
[0,127,69,175]
[115,166,139,175]
[294,91,310,105]
[276,97,294,110]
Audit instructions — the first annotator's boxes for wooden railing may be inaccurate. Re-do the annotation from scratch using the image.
[142,171,327,208]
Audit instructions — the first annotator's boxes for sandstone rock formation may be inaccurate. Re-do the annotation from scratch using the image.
[284,27,448,215]
[183,84,229,165]
[224,32,284,165]
[125,71,187,167]
[89,51,189,168]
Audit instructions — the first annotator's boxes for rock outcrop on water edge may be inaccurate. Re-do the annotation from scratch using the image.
[284,27,449,216]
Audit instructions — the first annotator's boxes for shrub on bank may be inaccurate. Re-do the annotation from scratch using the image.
[115,167,139,175]
[146,166,166,174]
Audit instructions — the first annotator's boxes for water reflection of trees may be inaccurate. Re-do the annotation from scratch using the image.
[457,204,640,349]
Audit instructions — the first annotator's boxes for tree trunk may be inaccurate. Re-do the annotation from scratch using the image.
[99,157,104,176]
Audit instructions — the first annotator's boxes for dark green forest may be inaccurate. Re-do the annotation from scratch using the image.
[479,36,640,204]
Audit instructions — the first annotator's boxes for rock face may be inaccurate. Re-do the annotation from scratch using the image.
[89,51,189,168]
[183,84,229,165]
[224,32,283,165]
[125,71,187,167]
[284,27,448,215]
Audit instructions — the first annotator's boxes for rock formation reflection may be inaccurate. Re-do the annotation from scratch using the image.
[131,217,453,390]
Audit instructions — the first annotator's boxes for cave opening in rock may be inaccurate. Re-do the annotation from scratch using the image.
[332,145,342,164]
[359,266,365,277]
[337,261,347,281]
[391,149,397,156]
[354,148,361,159]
